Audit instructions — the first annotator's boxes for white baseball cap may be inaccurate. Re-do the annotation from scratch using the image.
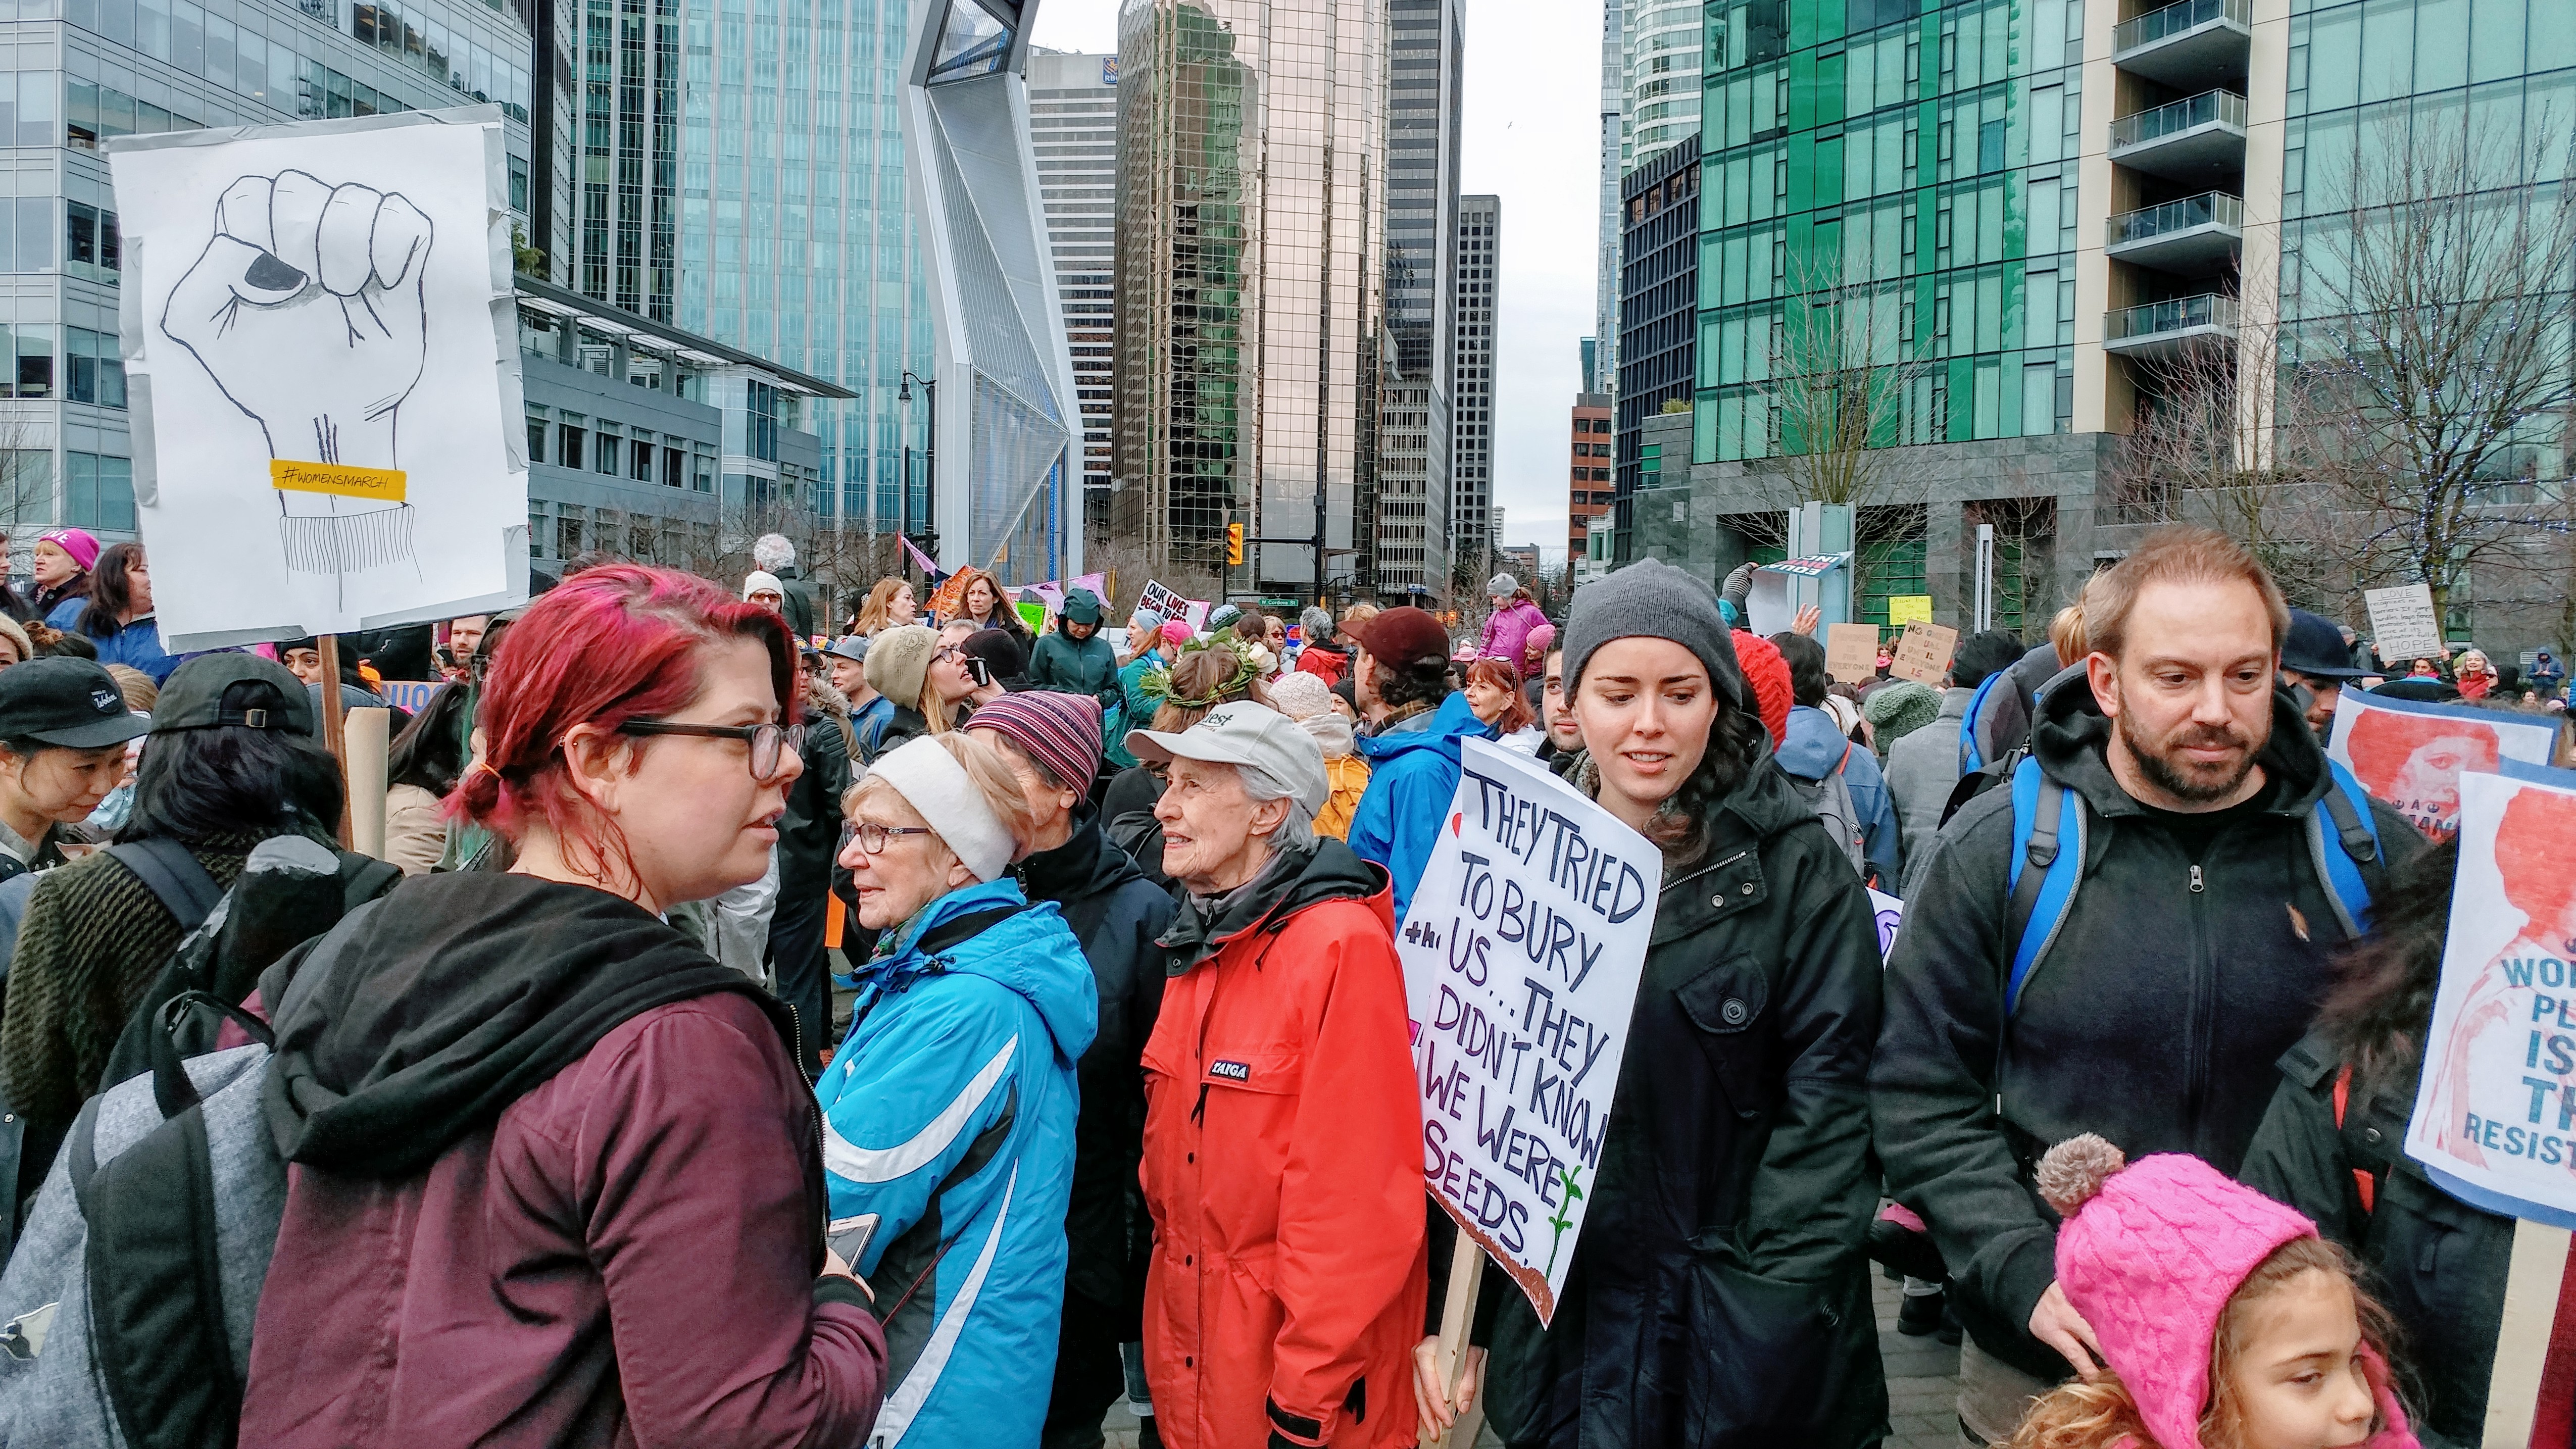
[1124,701,1328,817]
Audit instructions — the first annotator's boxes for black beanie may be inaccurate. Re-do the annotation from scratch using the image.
[1561,558,1748,711]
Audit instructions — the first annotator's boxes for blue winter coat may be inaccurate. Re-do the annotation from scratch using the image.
[1776,704,1903,886]
[83,614,185,682]
[817,877,1099,1449]
[1348,691,1496,926]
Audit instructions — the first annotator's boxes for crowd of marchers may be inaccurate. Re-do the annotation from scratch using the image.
[0,523,2548,1449]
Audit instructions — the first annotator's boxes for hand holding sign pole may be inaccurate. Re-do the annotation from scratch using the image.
[1400,740,1659,1442]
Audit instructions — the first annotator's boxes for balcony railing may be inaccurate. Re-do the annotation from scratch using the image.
[2109,89,2248,151]
[2105,293,2239,343]
[2114,0,2251,55]
[2107,191,2244,248]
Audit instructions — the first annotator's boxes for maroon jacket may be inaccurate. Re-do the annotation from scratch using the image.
[238,876,886,1448]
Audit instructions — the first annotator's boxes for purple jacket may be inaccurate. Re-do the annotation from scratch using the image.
[1478,598,1548,672]
[240,989,887,1448]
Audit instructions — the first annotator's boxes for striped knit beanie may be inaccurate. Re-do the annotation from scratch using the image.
[969,689,1103,791]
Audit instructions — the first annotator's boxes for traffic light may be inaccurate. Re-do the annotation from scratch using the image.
[1226,522,1245,567]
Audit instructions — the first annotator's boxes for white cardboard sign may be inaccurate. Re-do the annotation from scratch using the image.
[110,109,528,651]
[2327,689,2560,841]
[1401,738,1658,1325]
[2364,584,2445,664]
[2406,771,2576,1228]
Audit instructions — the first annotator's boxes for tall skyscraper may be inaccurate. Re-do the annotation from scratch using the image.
[532,0,678,320]
[1449,192,1497,570]
[675,0,932,543]
[1027,48,1116,551]
[1591,0,1620,394]
[1621,0,1699,167]
[1113,0,1386,598]
[4,0,535,545]
[1613,133,1696,563]
[1374,0,1460,594]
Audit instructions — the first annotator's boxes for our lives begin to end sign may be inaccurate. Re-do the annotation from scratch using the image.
[1400,738,1658,1325]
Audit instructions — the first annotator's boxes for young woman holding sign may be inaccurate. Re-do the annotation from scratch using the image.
[1424,557,1888,1449]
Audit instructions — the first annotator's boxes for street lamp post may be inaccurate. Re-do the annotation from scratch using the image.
[898,370,937,573]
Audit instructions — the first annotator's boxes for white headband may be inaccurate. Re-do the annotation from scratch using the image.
[865,735,1014,882]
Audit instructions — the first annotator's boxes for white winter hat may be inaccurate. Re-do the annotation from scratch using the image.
[864,735,1016,882]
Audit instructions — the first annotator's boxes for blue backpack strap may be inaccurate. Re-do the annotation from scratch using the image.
[2307,759,2384,939]
[2004,757,2087,1014]
[1960,672,2008,775]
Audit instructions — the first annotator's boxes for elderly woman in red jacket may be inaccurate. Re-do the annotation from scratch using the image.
[1126,702,1427,1449]
[241,565,887,1448]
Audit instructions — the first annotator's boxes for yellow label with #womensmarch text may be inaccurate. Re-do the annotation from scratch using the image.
[269,460,406,502]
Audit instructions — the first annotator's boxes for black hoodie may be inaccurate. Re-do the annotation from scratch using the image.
[1873,681,2424,1380]
[1014,808,1176,1321]
[263,873,789,1176]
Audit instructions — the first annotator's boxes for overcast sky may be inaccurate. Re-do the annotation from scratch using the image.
[1028,0,1601,564]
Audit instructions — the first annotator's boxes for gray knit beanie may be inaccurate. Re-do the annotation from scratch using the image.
[864,624,940,707]
[1562,558,1746,710]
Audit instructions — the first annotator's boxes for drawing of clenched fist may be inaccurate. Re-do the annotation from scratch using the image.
[161,171,433,470]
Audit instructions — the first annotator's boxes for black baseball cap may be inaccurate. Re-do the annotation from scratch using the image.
[151,654,316,736]
[0,657,152,749]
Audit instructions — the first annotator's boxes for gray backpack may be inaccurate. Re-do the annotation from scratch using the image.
[0,993,283,1449]
[1783,742,1869,879]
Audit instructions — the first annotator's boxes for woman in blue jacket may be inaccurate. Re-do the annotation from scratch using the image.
[821,731,1098,1449]
[69,543,184,682]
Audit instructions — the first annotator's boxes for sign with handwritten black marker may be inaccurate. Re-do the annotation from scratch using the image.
[1400,738,1658,1324]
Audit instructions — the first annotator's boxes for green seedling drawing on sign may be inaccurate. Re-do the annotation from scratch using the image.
[1545,1166,1585,1277]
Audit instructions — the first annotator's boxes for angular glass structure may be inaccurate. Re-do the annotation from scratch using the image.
[904,0,1080,581]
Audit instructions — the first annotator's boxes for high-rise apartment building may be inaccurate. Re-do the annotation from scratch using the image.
[1027,47,1115,550]
[0,0,535,546]
[1663,0,2575,655]
[1112,0,1385,597]
[527,0,676,321]
[1568,390,1611,563]
[1621,0,1700,167]
[1589,0,1620,394]
[1448,192,1496,571]
[1374,0,1459,594]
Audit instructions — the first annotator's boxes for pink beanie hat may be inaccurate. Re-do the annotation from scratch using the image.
[37,527,100,572]
[2040,1136,2416,1449]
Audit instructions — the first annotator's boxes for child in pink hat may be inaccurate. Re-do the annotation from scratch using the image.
[2007,1134,2417,1449]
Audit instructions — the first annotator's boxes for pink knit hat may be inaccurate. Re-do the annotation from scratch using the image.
[2040,1136,2416,1449]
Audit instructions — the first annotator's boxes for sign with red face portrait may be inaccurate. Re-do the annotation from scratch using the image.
[2327,689,2559,841]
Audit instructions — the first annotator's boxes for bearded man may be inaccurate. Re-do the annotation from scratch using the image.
[1870,526,2424,1444]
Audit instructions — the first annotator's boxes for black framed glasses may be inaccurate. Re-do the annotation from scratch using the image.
[845,821,937,855]
[619,719,804,779]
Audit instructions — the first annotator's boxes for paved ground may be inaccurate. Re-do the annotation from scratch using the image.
[1092,1271,1965,1448]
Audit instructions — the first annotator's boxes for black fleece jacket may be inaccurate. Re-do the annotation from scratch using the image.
[1872,682,2422,1379]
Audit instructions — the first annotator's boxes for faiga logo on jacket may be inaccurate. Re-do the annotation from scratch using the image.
[1208,1060,1251,1082]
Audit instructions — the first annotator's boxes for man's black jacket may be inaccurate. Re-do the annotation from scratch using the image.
[1872,680,2422,1379]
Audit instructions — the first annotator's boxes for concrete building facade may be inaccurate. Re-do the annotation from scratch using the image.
[1448,190,1494,576]
[1372,0,1457,594]
[1026,45,1113,551]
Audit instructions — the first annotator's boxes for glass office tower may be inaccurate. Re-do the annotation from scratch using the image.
[1448,190,1495,568]
[1373,0,1456,593]
[675,0,930,537]
[1113,0,1385,597]
[1028,46,1115,552]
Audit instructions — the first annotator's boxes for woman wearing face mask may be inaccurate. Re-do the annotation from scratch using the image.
[823,732,1095,1449]
[28,529,98,629]
[73,542,183,683]
[1422,559,1889,1449]
[238,564,889,1448]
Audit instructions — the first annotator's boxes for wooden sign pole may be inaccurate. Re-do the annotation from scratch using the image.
[1420,1232,1484,1448]
[317,634,351,847]
[2486,1219,2573,1446]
